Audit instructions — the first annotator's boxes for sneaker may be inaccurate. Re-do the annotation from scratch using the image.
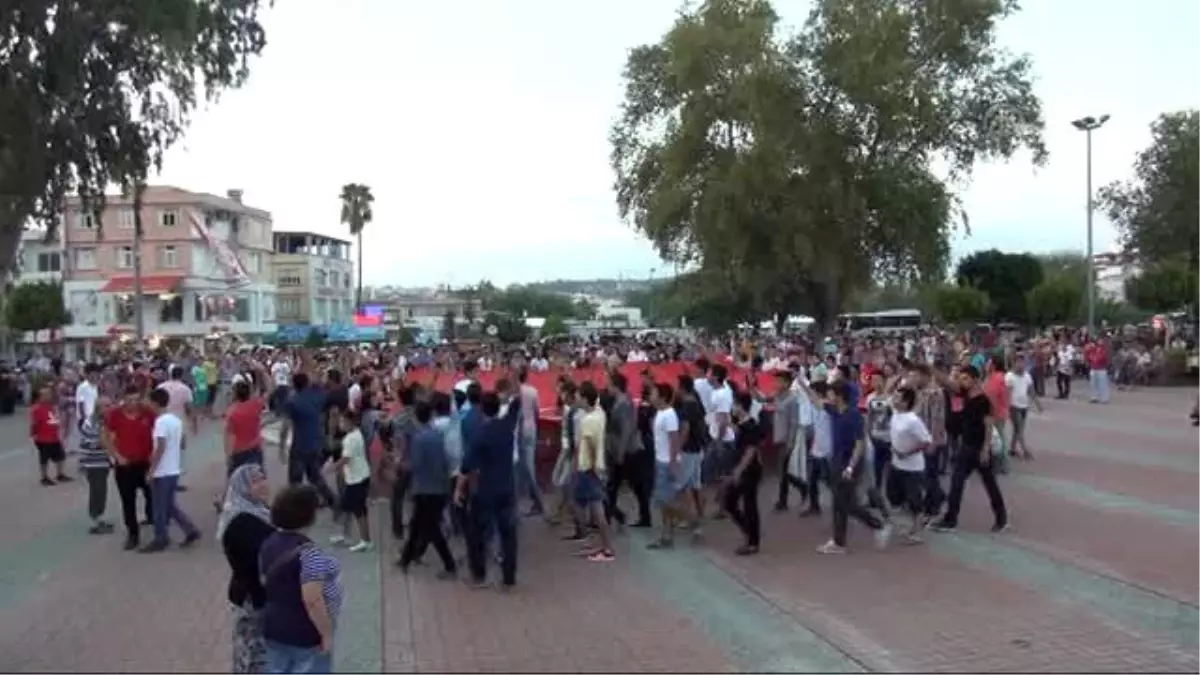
[123,537,139,551]
[349,540,373,553]
[561,531,586,542]
[798,507,822,518]
[874,523,893,550]
[55,475,73,483]
[39,477,55,487]
[329,534,347,545]
[990,522,1010,534]
[772,503,788,513]
[734,544,759,556]
[928,520,957,533]
[138,540,169,554]
[646,538,674,550]
[88,522,114,535]
[180,531,201,548]
[436,569,457,581]
[903,532,924,545]
[816,540,845,555]
[587,549,616,563]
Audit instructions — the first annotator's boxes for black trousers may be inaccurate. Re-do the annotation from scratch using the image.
[923,449,947,516]
[830,459,883,547]
[114,462,153,540]
[941,446,1008,528]
[85,467,109,520]
[1056,371,1071,399]
[724,466,762,547]
[467,494,518,586]
[391,470,411,539]
[605,450,652,526]
[287,452,337,508]
[399,494,456,571]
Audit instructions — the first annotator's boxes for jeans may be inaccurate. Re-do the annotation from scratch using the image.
[287,452,337,507]
[467,494,518,586]
[941,445,1007,528]
[114,462,153,540]
[514,431,544,513]
[1056,371,1072,399]
[399,494,456,571]
[264,641,331,674]
[922,448,947,516]
[870,439,891,491]
[830,459,883,547]
[85,466,109,520]
[605,449,652,525]
[150,474,199,544]
[1089,369,1110,403]
[724,465,762,547]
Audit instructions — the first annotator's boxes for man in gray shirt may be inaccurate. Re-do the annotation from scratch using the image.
[772,370,802,511]
[604,371,651,527]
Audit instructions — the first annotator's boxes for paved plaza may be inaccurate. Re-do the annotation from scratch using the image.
[0,387,1195,673]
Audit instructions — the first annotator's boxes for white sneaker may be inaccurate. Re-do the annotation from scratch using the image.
[349,540,373,553]
[329,534,347,545]
[874,523,893,550]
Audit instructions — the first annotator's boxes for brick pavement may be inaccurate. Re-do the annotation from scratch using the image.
[0,387,1194,673]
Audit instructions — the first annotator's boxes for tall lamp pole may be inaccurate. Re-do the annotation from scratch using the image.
[1071,114,1110,336]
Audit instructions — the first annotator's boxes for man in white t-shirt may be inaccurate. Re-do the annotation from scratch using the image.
[1054,343,1075,400]
[888,387,932,543]
[142,388,201,553]
[1005,358,1041,460]
[270,356,292,414]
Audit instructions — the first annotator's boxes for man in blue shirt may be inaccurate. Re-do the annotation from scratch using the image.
[278,372,337,508]
[797,378,888,555]
[456,388,522,589]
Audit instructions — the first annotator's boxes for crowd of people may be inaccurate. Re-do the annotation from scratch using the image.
[11,323,1189,674]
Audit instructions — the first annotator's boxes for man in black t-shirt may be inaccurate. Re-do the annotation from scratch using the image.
[930,366,1008,533]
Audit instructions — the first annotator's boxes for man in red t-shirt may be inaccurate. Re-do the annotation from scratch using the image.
[1084,339,1111,404]
[104,385,156,549]
[30,386,69,485]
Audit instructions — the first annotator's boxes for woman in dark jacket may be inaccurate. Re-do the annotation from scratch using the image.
[219,463,276,673]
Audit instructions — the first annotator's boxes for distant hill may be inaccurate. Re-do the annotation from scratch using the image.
[519,277,661,299]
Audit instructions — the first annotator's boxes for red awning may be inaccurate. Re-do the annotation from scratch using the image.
[100,275,185,294]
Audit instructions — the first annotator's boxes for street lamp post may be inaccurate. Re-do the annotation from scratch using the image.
[1071,114,1110,336]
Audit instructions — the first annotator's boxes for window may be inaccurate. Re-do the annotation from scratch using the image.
[77,213,94,229]
[114,295,136,324]
[344,273,351,289]
[36,252,61,273]
[117,246,133,269]
[160,245,179,268]
[249,252,262,274]
[329,271,339,289]
[315,269,328,288]
[159,294,184,324]
[117,209,135,229]
[194,294,251,323]
[160,209,179,227]
[315,298,327,324]
[73,247,97,270]
[277,297,302,318]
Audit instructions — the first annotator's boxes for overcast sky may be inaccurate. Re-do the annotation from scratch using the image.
[156,0,1200,287]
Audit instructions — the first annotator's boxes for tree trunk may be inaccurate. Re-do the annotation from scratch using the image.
[355,230,363,312]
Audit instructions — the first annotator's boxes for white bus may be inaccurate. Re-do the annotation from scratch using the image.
[837,309,923,337]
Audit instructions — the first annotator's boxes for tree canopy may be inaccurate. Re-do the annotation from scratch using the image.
[461,282,595,321]
[5,281,72,335]
[1124,258,1197,314]
[955,249,1043,322]
[610,0,1046,333]
[0,0,271,278]
[1099,110,1199,274]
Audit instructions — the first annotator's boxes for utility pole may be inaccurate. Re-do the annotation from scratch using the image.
[132,181,146,348]
[1071,114,1110,336]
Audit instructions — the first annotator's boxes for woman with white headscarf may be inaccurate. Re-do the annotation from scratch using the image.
[219,463,276,673]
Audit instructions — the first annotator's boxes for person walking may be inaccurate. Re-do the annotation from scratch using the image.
[219,464,276,673]
[140,387,201,553]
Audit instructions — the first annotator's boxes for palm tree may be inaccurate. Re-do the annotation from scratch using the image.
[339,183,374,311]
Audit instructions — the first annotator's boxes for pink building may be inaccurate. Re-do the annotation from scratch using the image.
[60,185,278,344]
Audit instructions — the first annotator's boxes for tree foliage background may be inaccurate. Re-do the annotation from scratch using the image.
[0,0,271,279]
[4,281,72,334]
[610,0,1046,333]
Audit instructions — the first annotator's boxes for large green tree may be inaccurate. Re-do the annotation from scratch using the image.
[610,0,1046,334]
[1125,258,1198,314]
[5,281,72,336]
[0,0,270,278]
[955,249,1044,322]
[1098,110,1199,274]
